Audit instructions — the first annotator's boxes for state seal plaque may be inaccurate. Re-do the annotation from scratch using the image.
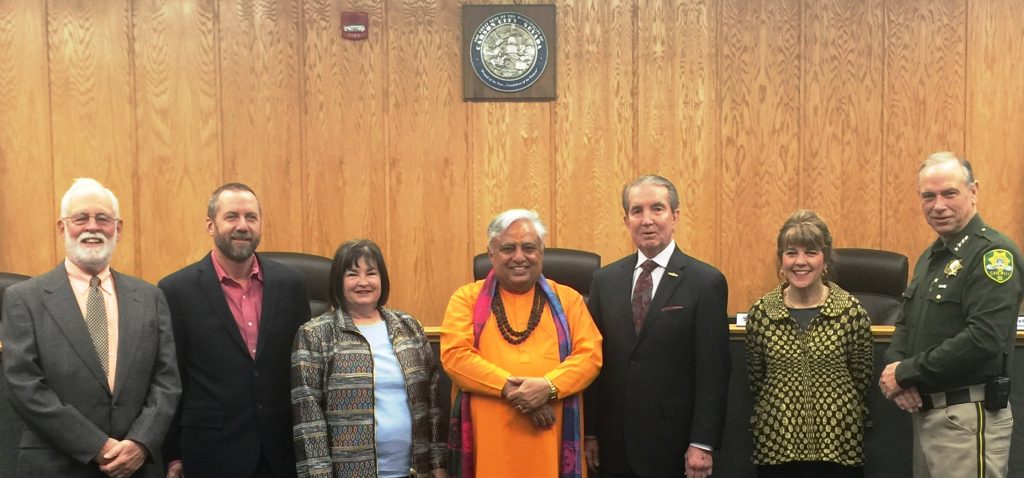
[463,5,556,100]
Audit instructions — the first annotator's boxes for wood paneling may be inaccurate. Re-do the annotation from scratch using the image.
[553,0,635,262]
[881,0,966,258]
[637,0,718,262]
[47,0,139,275]
[0,0,55,275]
[468,102,553,254]
[967,0,1024,243]
[719,0,802,312]
[1,0,1022,323]
[802,0,883,248]
[386,0,470,323]
[219,0,304,253]
[134,0,221,280]
[302,0,387,258]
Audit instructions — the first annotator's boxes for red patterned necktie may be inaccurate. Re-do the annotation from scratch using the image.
[631,260,658,333]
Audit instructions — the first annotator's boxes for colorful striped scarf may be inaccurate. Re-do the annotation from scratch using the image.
[448,271,584,478]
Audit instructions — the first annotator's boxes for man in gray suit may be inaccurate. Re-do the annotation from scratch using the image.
[1,178,181,478]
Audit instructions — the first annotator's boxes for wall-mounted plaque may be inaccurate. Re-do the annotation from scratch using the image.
[463,5,556,101]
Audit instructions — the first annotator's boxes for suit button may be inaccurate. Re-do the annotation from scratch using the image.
[256,403,263,410]
[253,370,260,377]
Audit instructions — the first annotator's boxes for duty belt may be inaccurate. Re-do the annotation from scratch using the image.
[920,384,986,411]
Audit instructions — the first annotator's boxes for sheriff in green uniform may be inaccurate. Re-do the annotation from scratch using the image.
[880,152,1024,478]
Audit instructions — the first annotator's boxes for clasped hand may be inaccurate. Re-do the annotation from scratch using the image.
[879,361,922,412]
[96,437,146,478]
[502,376,556,429]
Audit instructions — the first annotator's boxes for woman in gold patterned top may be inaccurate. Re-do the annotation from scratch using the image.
[745,210,873,478]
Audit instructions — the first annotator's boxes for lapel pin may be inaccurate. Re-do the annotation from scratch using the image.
[666,272,678,277]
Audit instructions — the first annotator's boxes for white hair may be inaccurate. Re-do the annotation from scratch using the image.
[919,152,975,186]
[60,178,120,217]
[487,209,547,249]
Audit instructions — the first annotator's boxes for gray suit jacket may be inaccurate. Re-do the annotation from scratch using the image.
[0,263,181,477]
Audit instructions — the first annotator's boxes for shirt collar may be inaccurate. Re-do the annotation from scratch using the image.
[928,214,984,259]
[210,249,263,285]
[64,257,114,295]
[635,240,676,270]
[765,282,855,321]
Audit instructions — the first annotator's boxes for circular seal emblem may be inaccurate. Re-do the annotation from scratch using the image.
[470,12,548,93]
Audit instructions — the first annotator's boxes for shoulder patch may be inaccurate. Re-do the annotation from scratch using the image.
[983,249,1014,284]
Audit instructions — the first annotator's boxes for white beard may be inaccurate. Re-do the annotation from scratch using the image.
[65,229,117,272]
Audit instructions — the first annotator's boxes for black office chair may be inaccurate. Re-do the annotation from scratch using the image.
[832,248,909,325]
[0,272,31,314]
[0,272,31,475]
[259,252,332,317]
[472,247,601,302]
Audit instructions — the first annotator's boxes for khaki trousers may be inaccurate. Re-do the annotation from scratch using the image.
[912,402,1013,478]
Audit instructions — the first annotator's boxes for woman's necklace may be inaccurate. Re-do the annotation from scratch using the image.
[491,283,546,344]
[784,283,829,308]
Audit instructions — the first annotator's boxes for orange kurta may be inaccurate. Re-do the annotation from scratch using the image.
[440,279,603,478]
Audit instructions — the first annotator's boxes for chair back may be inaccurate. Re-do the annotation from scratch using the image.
[259,252,332,317]
[832,248,909,325]
[0,272,31,476]
[473,247,601,301]
[0,272,32,314]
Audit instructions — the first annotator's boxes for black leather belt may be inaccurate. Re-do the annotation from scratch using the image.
[920,384,986,411]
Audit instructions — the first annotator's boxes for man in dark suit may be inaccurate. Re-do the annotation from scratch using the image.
[583,175,730,478]
[1,178,181,477]
[159,183,310,478]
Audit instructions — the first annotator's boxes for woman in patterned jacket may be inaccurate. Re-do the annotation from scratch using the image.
[745,210,873,478]
[291,239,447,478]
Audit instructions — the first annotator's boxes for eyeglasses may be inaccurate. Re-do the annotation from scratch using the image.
[61,213,120,228]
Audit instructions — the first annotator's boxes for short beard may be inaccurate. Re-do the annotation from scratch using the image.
[65,230,116,274]
[214,232,259,263]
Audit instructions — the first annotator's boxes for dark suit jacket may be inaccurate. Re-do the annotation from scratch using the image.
[158,253,310,478]
[584,247,731,478]
[0,263,181,477]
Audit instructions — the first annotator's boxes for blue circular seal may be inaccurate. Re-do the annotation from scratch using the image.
[470,12,548,93]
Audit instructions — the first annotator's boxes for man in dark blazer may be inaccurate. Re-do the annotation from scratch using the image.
[159,183,310,478]
[1,178,181,477]
[584,175,731,478]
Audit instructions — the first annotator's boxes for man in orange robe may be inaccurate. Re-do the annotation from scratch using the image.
[441,208,603,478]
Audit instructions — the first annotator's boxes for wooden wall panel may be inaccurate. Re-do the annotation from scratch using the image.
[0,0,55,275]
[47,0,139,275]
[967,0,1024,246]
[465,0,554,255]
[552,0,635,263]
[386,0,470,324]
[2,0,1023,325]
[881,0,966,258]
[219,0,304,253]
[801,0,884,248]
[468,102,553,254]
[637,0,719,263]
[134,0,221,282]
[302,0,387,258]
[719,0,802,313]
